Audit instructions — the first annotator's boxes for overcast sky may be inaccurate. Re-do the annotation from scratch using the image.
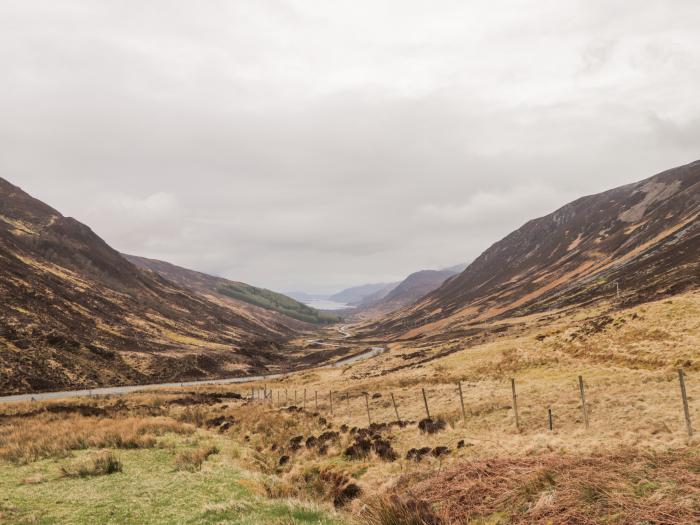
[1,1,699,294]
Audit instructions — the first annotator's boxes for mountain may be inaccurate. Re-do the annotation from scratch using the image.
[0,178,306,394]
[370,160,700,335]
[124,255,341,325]
[353,269,459,315]
[378,269,459,309]
[329,282,398,305]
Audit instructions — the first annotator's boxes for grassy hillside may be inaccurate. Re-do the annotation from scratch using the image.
[216,282,342,325]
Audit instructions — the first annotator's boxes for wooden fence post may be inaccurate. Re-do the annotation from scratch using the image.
[422,387,431,419]
[365,393,372,426]
[548,408,553,431]
[285,389,288,404]
[578,375,589,429]
[458,381,466,421]
[391,392,401,423]
[511,378,520,432]
[678,368,693,437]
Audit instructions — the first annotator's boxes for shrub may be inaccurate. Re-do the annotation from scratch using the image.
[359,494,444,525]
[173,445,219,471]
[61,451,122,478]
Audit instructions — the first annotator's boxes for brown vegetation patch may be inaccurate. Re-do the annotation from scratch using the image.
[418,417,446,434]
[411,451,700,524]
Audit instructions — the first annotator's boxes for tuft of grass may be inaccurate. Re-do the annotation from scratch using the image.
[173,444,219,471]
[358,494,445,525]
[61,450,123,478]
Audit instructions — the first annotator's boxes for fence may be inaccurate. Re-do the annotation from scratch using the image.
[241,368,696,439]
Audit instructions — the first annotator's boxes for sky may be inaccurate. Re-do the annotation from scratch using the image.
[1,1,699,294]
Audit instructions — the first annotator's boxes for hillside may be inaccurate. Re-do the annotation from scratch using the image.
[368,160,700,336]
[0,178,305,394]
[356,269,459,315]
[124,255,340,326]
[329,282,398,305]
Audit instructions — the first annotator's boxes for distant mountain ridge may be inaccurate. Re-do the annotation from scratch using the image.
[371,160,700,335]
[125,255,340,325]
[329,282,398,305]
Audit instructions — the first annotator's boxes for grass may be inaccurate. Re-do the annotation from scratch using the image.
[60,451,123,478]
[173,444,219,471]
[0,435,345,525]
[1,291,699,523]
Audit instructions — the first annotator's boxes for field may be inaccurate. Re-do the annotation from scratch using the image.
[1,291,699,524]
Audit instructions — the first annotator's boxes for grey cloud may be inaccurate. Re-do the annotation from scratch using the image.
[1,1,699,293]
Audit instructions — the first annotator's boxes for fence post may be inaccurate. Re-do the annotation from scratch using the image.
[511,378,520,432]
[578,375,589,429]
[548,408,553,431]
[458,381,466,421]
[277,390,280,406]
[285,389,288,404]
[678,368,693,437]
[391,392,401,423]
[422,387,431,419]
[365,393,372,426]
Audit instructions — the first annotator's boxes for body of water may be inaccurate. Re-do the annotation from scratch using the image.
[303,299,351,310]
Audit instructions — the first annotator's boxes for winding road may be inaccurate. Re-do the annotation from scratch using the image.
[0,328,385,404]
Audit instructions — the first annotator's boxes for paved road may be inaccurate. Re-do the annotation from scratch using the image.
[0,342,385,404]
[332,346,385,367]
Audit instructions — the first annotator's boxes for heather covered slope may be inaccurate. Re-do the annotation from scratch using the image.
[0,178,302,394]
[124,255,341,326]
[370,160,700,336]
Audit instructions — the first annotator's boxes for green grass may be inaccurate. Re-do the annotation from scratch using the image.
[0,437,346,525]
[216,283,342,325]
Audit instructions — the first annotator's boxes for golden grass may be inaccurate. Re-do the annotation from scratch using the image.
[60,450,123,477]
[0,414,193,463]
[173,444,219,471]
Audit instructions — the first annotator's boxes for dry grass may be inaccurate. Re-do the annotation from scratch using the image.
[60,450,123,477]
[173,444,219,471]
[410,450,700,524]
[0,414,193,463]
[357,494,445,525]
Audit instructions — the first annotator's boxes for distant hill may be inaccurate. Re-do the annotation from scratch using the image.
[125,256,341,326]
[380,269,460,307]
[356,269,460,314]
[370,160,700,336]
[0,177,310,394]
[329,282,398,305]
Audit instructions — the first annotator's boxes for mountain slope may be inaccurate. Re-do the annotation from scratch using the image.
[370,160,700,336]
[378,269,459,309]
[0,178,302,394]
[329,282,398,305]
[124,255,340,325]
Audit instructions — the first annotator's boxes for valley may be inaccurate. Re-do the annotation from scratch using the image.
[1,161,699,524]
